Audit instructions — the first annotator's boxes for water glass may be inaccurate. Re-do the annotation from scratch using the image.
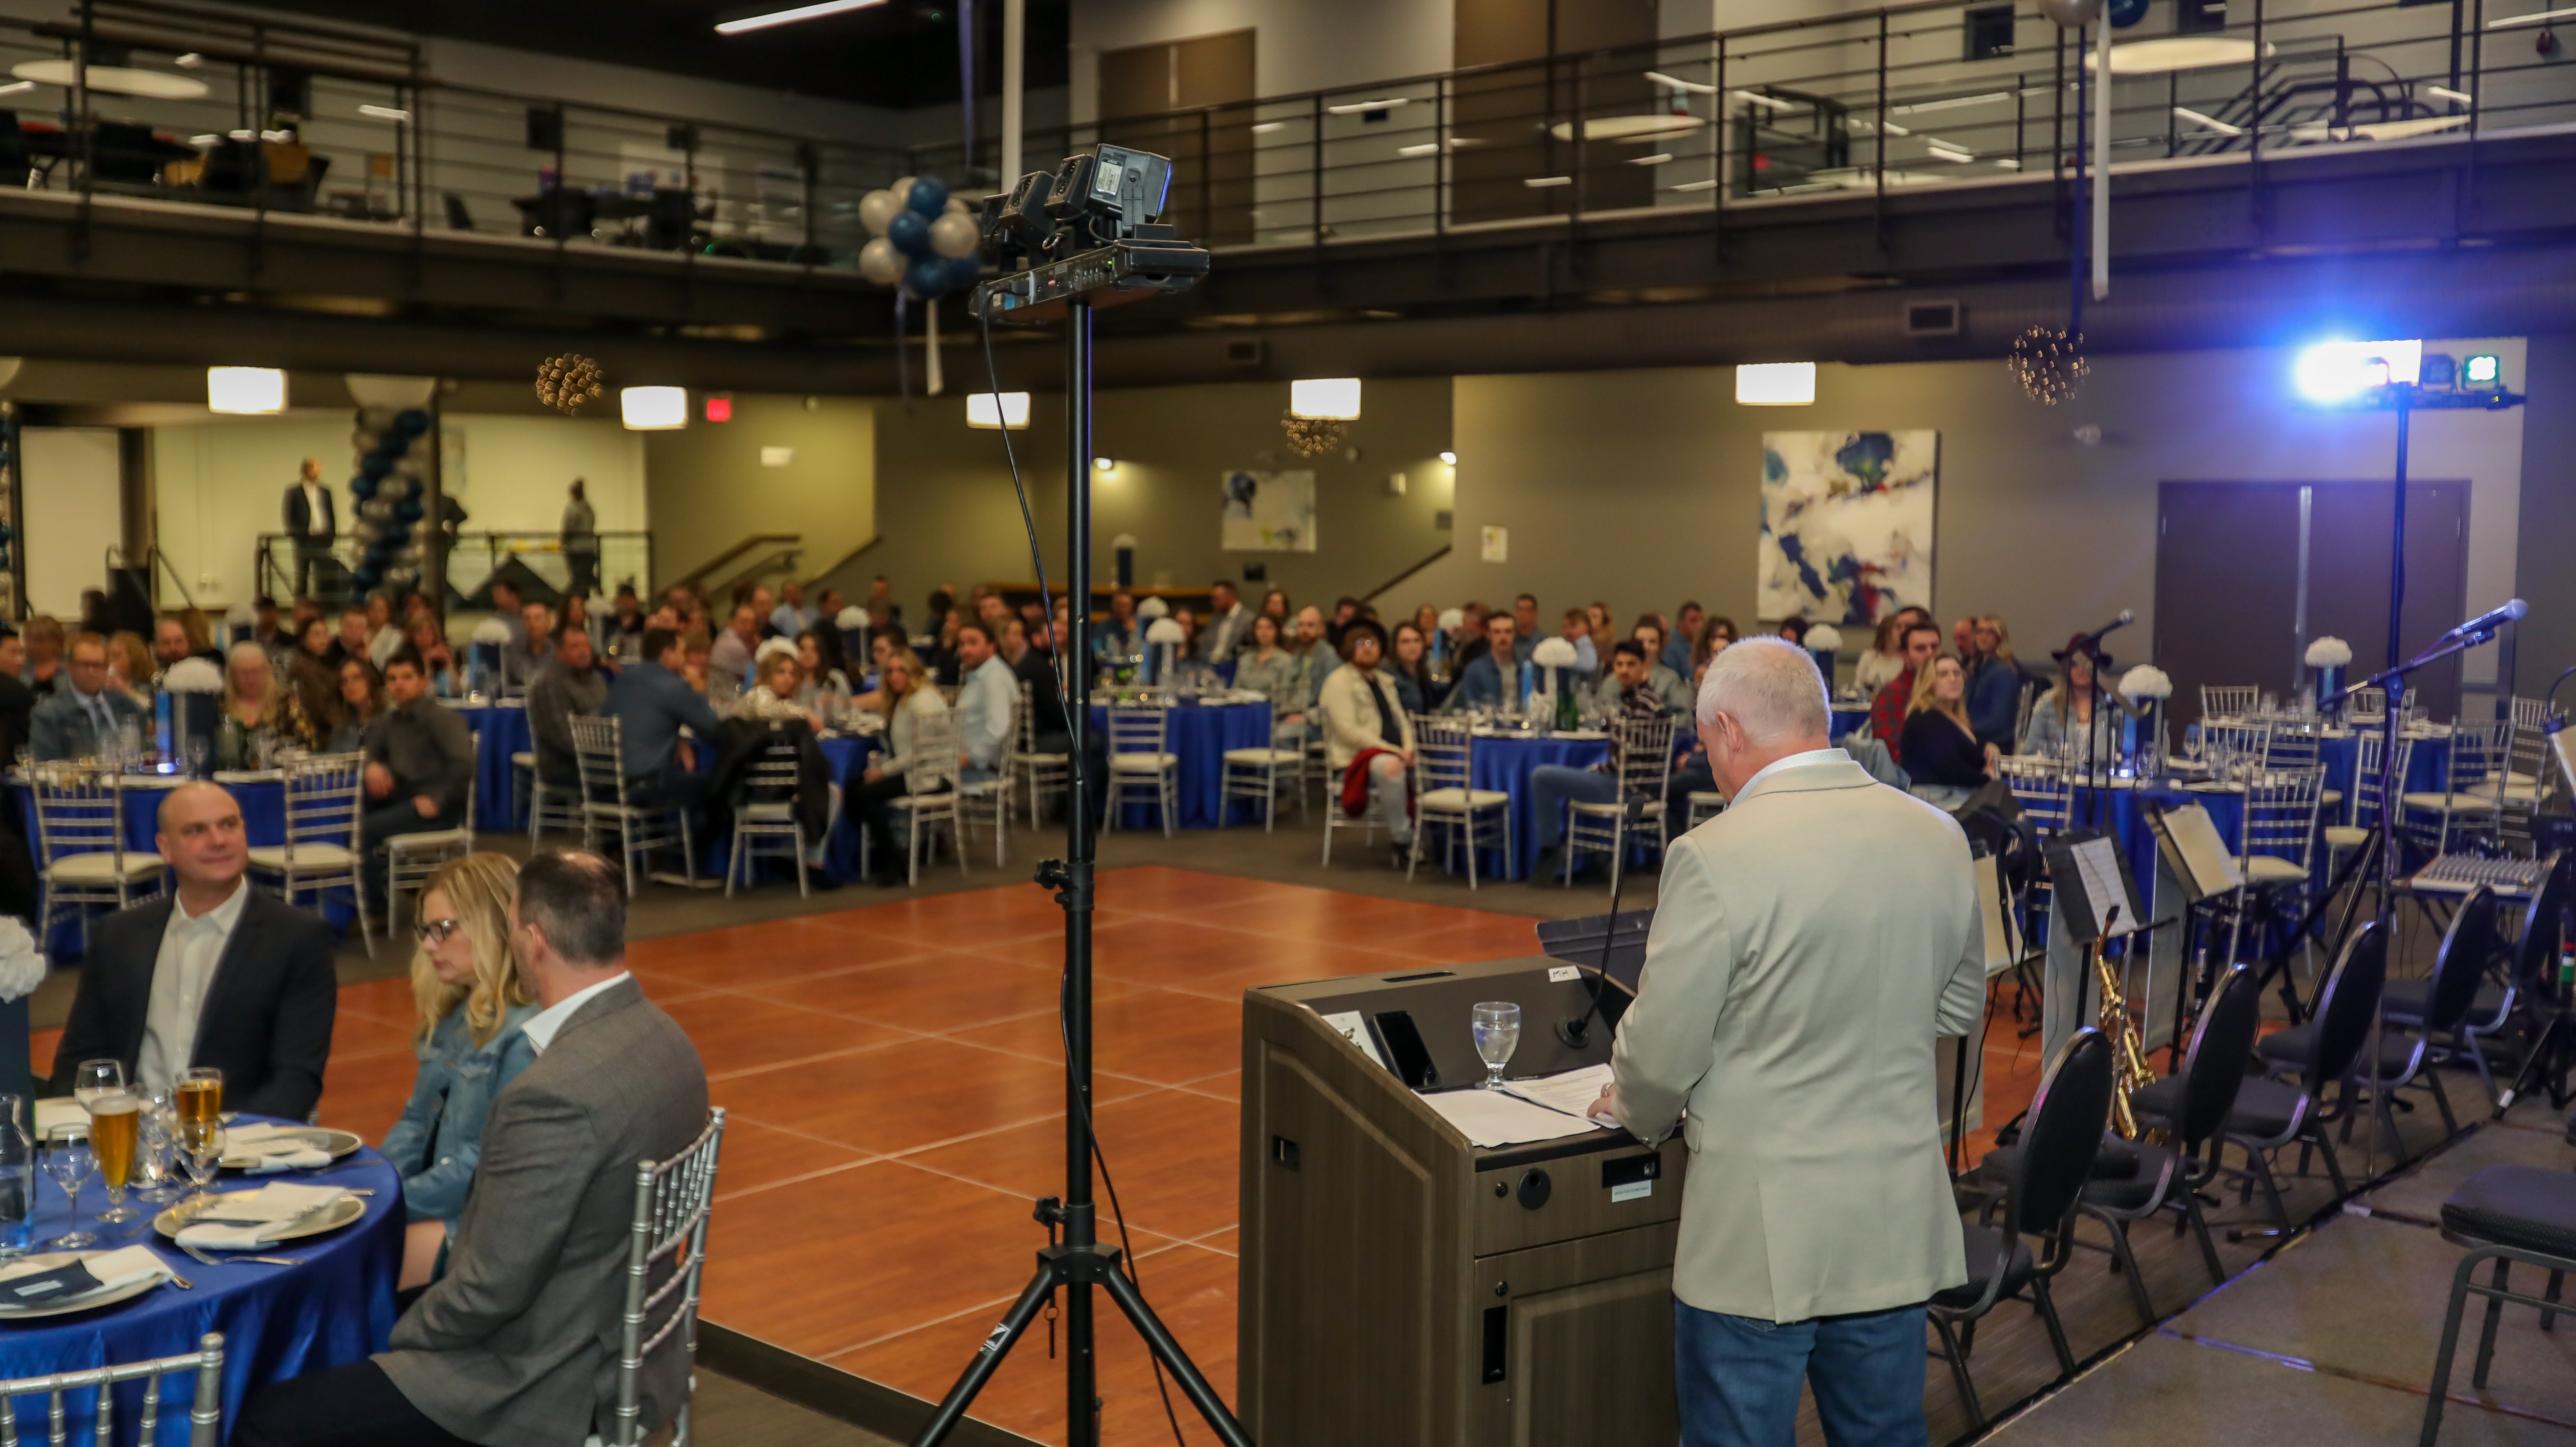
[1471,1002,1522,1090]
[41,1127,95,1250]
[71,1058,123,1110]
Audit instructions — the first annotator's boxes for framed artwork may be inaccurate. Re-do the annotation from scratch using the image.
[1221,469,1316,552]
[1756,430,1938,624]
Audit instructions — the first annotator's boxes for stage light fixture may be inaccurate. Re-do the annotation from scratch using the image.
[714,0,884,33]
[206,366,286,414]
[2293,339,2421,403]
[967,391,1031,429]
[1736,362,1817,406]
[1289,378,1362,420]
[2464,353,2504,387]
[2418,352,2458,389]
[620,386,688,430]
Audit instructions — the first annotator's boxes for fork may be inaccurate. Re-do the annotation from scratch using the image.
[179,1242,222,1269]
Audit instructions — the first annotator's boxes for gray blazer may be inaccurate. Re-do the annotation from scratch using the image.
[1610,756,1985,1323]
[378,976,709,1444]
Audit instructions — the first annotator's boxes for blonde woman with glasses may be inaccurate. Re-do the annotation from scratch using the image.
[381,851,539,1292]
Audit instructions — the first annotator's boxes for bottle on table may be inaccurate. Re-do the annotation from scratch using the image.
[0,1097,30,1260]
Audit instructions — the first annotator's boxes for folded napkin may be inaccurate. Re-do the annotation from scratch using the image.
[176,1183,348,1250]
[223,1123,335,1171]
[0,1246,167,1309]
[31,1097,86,1135]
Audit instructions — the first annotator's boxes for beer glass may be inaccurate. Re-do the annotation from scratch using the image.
[175,1068,223,1207]
[88,1091,141,1224]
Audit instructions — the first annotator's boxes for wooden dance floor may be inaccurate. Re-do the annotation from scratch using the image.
[34,865,2053,1445]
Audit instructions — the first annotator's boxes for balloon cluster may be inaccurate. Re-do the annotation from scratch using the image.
[348,406,433,597]
[855,176,984,300]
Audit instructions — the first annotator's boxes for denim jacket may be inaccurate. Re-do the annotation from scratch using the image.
[380,1001,540,1222]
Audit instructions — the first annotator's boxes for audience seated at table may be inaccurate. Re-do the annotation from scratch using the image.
[1092,589,1140,669]
[2021,638,2106,763]
[20,615,64,700]
[1853,614,1909,696]
[708,602,761,692]
[365,594,406,669]
[30,633,148,761]
[767,579,809,640]
[954,621,1014,784]
[1017,617,1073,755]
[607,584,647,657]
[361,650,478,899]
[0,630,32,766]
[153,616,211,678]
[48,780,337,1118]
[1900,655,1998,806]
[730,644,823,730]
[327,607,373,673]
[1281,607,1336,735]
[219,640,319,768]
[1660,602,1702,676]
[288,617,340,719]
[237,848,708,1447]
[1199,581,1253,660]
[605,625,723,812]
[1624,622,1697,714]
[1532,642,1674,878]
[1319,618,1416,862]
[1689,614,1741,684]
[1446,612,1532,713]
[106,631,156,710]
[1233,612,1301,724]
[794,630,851,709]
[328,656,384,754]
[1551,607,1600,678]
[1870,619,1944,765]
[526,620,609,788]
[1966,614,2040,753]
[1387,620,1448,715]
[384,851,538,1294]
[497,602,553,693]
[850,650,950,887]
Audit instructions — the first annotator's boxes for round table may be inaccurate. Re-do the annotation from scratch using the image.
[1467,730,1612,881]
[447,702,532,833]
[1830,705,1873,741]
[0,1134,401,1443]
[1088,702,1273,830]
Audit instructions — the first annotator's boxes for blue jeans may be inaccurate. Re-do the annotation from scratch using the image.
[1674,1298,1928,1447]
[1530,763,1617,852]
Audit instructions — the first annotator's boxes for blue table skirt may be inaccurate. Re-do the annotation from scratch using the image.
[1466,733,1613,882]
[450,704,533,833]
[1088,702,1273,830]
[0,1131,402,1444]
[1830,706,1871,741]
[2314,729,2451,801]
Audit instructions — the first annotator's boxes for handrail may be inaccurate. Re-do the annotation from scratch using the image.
[806,535,882,589]
[1362,545,1453,606]
[105,543,198,613]
[669,533,802,601]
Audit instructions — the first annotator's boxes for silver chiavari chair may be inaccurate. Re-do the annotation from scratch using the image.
[1999,754,2072,837]
[1221,714,1307,832]
[1562,713,1677,893]
[1405,714,1510,887]
[0,1333,223,1447]
[723,725,807,899]
[1008,681,1071,826]
[2201,684,2259,722]
[248,751,373,954]
[30,763,164,951]
[2322,729,2412,866]
[864,710,966,886]
[606,1111,726,1447]
[1104,702,1179,837]
[2400,719,2509,858]
[571,715,696,896]
[387,727,480,925]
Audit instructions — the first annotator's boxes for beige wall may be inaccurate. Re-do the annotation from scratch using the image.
[644,395,877,597]
[847,376,1454,617]
[20,428,123,619]
[1412,340,2526,691]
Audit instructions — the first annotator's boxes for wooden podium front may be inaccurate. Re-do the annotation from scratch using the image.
[1238,956,1687,1447]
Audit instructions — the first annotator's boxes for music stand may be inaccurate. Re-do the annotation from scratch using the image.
[2146,801,2245,1068]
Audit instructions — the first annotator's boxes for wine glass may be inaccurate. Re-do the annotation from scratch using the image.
[1471,1002,1522,1090]
[71,1059,123,1111]
[41,1127,95,1249]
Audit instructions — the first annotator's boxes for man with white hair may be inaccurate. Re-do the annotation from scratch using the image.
[1589,637,1985,1446]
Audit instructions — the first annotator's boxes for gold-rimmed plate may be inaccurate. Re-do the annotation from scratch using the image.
[0,1252,169,1319]
[221,1127,363,1170]
[153,1193,364,1247]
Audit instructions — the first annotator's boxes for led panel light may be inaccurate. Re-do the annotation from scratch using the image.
[715,0,884,33]
[2293,340,2422,403]
[2464,353,2503,386]
[621,386,689,430]
[1736,362,1816,406]
[206,366,286,414]
[1290,378,1362,420]
[968,391,1031,429]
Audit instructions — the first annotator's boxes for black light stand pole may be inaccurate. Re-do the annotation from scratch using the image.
[910,294,1253,1447]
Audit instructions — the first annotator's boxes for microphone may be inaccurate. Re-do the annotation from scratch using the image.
[2056,611,2134,658]
[2436,598,2527,643]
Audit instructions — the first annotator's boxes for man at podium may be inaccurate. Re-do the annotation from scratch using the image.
[1590,638,1986,1447]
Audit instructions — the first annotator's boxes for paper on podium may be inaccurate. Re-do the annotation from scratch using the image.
[1499,1064,1615,1119]
[1421,1079,1613,1148]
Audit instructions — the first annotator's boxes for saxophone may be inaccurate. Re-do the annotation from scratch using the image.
[2091,906,2161,1141]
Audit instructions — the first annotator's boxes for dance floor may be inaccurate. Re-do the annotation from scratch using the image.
[30,865,2051,1445]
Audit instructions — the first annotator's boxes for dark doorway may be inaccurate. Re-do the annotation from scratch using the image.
[2154,481,2469,728]
[1097,30,1256,245]
[1449,0,1656,224]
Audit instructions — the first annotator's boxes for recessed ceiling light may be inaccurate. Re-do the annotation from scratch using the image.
[715,0,886,34]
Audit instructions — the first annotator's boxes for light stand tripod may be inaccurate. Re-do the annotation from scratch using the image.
[913,151,1246,1447]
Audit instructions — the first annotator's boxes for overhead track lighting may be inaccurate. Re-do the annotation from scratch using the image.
[715,0,886,34]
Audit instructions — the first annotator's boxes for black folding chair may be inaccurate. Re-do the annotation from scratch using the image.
[2420,1165,2576,1445]
[1930,1027,2114,1431]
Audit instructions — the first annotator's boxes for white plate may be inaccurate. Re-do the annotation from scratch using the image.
[0,1252,168,1319]
[1549,730,1609,742]
[154,1193,365,1247]
[221,1127,363,1170]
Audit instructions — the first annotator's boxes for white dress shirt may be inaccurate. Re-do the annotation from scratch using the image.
[1734,746,1850,801]
[958,655,1017,773]
[137,877,251,1093]
[300,481,327,535]
[521,971,631,1055]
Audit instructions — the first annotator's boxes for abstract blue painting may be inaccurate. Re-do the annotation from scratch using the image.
[1757,431,1938,624]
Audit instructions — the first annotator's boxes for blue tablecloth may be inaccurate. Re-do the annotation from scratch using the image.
[8,776,315,961]
[1089,702,1273,830]
[1830,706,1872,741]
[0,1131,401,1444]
[1467,732,1613,881]
[449,703,533,832]
[2314,729,2451,802]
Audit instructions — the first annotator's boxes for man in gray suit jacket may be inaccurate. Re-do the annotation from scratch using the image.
[237,850,709,1447]
[1590,638,1984,1447]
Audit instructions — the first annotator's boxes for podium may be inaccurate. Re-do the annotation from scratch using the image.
[1238,956,1687,1447]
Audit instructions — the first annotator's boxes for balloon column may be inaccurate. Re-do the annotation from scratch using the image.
[348,406,433,598]
[854,176,984,301]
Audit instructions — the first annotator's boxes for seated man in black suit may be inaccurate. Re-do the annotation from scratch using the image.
[48,781,337,1118]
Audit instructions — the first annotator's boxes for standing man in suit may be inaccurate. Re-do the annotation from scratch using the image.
[1590,638,1984,1447]
[236,849,708,1447]
[284,458,335,599]
[28,634,147,761]
[47,782,336,1118]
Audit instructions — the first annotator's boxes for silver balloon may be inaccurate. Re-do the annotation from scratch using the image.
[361,500,394,523]
[378,476,413,501]
[928,211,981,259]
[2038,0,2102,24]
[857,236,904,285]
[857,188,903,236]
[391,456,426,478]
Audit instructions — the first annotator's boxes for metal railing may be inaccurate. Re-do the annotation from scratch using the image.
[5,0,2566,282]
[255,529,652,610]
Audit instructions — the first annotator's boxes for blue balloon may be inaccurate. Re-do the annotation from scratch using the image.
[350,474,380,500]
[946,254,982,291]
[383,525,411,545]
[394,407,432,435]
[886,209,932,258]
[359,454,392,479]
[906,177,947,216]
[395,499,425,522]
[905,256,950,297]
[352,568,380,590]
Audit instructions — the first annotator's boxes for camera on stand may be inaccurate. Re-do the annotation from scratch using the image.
[971,144,1211,324]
